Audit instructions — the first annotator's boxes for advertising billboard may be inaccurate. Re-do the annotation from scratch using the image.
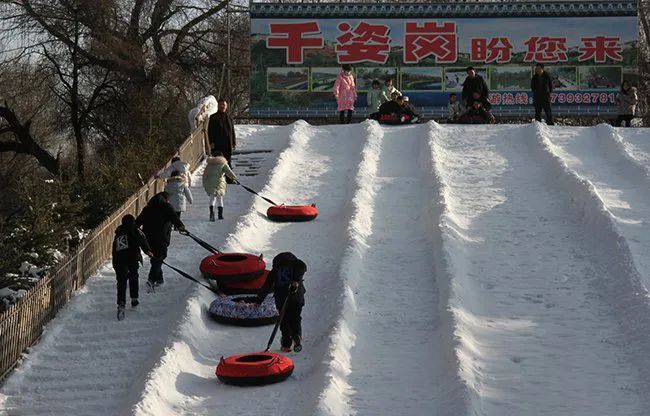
[250,2,637,117]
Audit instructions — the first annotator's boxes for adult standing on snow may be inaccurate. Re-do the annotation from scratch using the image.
[461,66,489,109]
[531,63,554,125]
[136,192,185,291]
[333,64,357,124]
[112,214,153,320]
[615,80,638,127]
[207,98,236,174]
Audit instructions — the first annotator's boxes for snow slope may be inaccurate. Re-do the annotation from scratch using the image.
[0,124,292,416]
[432,122,650,415]
[3,121,650,416]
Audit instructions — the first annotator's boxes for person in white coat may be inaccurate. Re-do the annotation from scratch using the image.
[158,156,191,186]
[164,171,193,220]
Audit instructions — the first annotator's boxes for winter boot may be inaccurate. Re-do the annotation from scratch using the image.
[281,346,292,353]
[218,206,224,220]
[117,305,125,321]
[293,336,303,352]
[131,299,139,308]
[209,206,215,222]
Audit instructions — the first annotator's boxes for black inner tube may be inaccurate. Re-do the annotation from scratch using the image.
[217,254,248,262]
[235,354,273,363]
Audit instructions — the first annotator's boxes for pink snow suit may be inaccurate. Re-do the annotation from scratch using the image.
[333,71,357,111]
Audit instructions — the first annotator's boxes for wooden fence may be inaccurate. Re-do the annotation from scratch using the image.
[0,125,208,382]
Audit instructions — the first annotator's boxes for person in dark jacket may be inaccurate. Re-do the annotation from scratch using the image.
[255,252,307,352]
[207,98,236,183]
[112,215,153,319]
[135,192,185,290]
[462,66,489,109]
[531,63,554,125]
[459,100,496,124]
[401,96,420,123]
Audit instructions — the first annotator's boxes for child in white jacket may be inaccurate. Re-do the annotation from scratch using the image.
[164,171,193,220]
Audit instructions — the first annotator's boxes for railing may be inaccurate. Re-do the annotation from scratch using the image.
[0,124,208,382]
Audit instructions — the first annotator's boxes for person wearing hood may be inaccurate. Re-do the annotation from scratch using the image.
[333,64,357,124]
[254,252,307,353]
[164,170,193,220]
[202,150,238,221]
[207,98,236,172]
[112,214,153,320]
[135,192,185,290]
[158,156,191,186]
[616,80,638,127]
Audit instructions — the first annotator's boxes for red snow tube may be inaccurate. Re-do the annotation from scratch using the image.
[267,204,318,222]
[216,352,294,386]
[218,270,269,295]
[200,253,266,285]
[379,113,410,125]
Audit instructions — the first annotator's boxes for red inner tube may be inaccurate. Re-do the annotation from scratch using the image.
[200,253,266,284]
[216,352,294,386]
[267,204,318,222]
[218,270,269,295]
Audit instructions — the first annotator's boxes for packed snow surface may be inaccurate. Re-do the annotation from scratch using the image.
[2,121,650,416]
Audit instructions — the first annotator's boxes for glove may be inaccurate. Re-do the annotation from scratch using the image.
[146,251,154,258]
[178,225,186,233]
[234,178,240,185]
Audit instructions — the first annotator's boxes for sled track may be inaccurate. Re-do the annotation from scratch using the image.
[132,121,371,416]
[0,125,292,416]
[317,121,467,416]
[432,122,650,415]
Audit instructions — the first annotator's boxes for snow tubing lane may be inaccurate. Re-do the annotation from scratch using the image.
[216,352,294,386]
[200,253,266,284]
[267,204,318,222]
[208,294,278,327]
[217,270,269,295]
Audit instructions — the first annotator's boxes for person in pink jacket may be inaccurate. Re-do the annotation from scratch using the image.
[333,64,357,124]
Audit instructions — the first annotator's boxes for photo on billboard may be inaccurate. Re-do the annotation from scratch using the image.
[547,66,578,90]
[400,67,443,91]
[355,67,399,92]
[267,67,309,92]
[311,67,341,92]
[444,67,487,91]
[578,66,622,90]
[490,66,531,91]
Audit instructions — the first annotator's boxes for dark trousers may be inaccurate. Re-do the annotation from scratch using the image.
[115,263,139,305]
[615,115,633,127]
[148,256,164,284]
[339,110,352,124]
[276,298,303,348]
[534,101,554,125]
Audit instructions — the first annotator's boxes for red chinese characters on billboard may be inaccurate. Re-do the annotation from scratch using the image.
[470,37,513,63]
[524,36,568,63]
[579,36,622,62]
[403,22,457,63]
[335,22,391,63]
[266,22,324,64]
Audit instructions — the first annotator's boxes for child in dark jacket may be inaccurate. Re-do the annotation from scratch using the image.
[112,214,153,320]
[255,252,307,352]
